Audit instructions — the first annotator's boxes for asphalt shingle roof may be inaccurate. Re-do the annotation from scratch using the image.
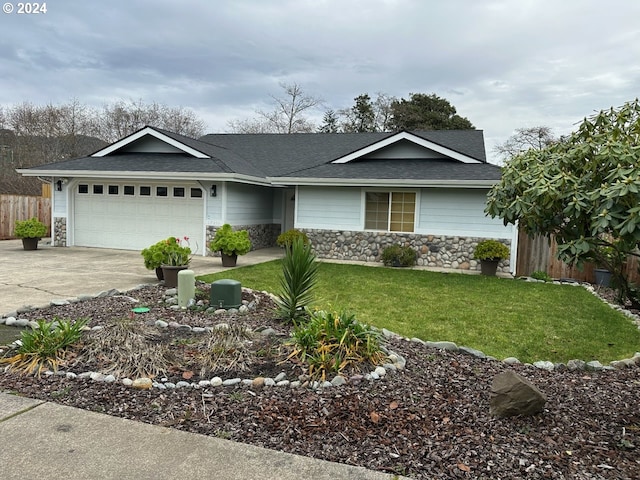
[24,127,501,183]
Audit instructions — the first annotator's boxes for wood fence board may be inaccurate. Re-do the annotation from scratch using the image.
[517,231,640,284]
[0,194,51,239]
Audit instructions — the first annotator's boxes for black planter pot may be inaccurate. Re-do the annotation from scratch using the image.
[161,265,189,288]
[155,267,164,281]
[221,253,238,267]
[21,237,40,250]
[480,259,500,276]
[593,268,612,287]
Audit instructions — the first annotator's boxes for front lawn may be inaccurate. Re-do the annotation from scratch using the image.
[199,261,640,363]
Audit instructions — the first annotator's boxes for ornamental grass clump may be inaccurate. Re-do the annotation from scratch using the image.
[275,237,319,324]
[288,309,386,381]
[0,318,87,376]
[197,324,255,376]
[77,317,173,379]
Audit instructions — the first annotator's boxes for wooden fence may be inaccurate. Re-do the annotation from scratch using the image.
[516,230,640,284]
[0,194,51,239]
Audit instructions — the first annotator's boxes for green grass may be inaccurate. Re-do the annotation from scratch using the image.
[199,261,640,363]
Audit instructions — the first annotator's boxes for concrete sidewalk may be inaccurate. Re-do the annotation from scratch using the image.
[0,393,401,480]
[0,239,283,315]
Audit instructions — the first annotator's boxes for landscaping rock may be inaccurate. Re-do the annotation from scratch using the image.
[567,359,586,370]
[132,378,153,390]
[586,360,604,371]
[490,370,547,418]
[533,360,555,371]
[425,341,459,352]
[459,346,487,359]
[210,377,223,387]
[502,357,521,365]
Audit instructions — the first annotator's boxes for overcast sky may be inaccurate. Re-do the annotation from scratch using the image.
[1,0,638,163]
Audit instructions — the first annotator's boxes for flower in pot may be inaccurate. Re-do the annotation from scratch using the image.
[473,239,510,276]
[14,217,47,250]
[141,236,191,285]
[210,224,252,267]
[161,236,192,288]
[276,229,310,249]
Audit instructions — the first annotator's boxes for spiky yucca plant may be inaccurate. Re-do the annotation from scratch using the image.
[274,237,319,324]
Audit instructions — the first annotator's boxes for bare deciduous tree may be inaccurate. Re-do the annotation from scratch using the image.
[227,82,323,134]
[493,126,557,162]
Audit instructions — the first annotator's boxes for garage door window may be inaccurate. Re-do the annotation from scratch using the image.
[108,185,119,195]
[157,186,168,197]
[93,185,104,194]
[190,188,203,198]
[124,186,134,195]
[78,184,88,194]
[173,187,185,197]
[140,186,151,196]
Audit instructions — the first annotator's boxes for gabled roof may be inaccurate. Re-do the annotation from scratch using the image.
[19,126,500,186]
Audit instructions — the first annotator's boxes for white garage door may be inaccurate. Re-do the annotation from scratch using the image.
[73,181,205,252]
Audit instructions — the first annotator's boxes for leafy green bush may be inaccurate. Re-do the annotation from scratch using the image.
[141,236,192,269]
[288,309,385,380]
[276,229,310,248]
[274,237,319,323]
[0,318,87,376]
[531,270,552,282]
[210,224,252,256]
[14,217,47,238]
[473,239,510,260]
[381,244,417,267]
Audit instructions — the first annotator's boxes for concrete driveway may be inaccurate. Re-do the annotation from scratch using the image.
[0,239,282,316]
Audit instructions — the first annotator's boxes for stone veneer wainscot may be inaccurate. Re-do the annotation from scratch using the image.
[301,229,511,273]
[53,217,67,247]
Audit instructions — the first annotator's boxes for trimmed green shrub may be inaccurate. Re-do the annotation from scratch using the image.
[276,229,310,248]
[473,239,510,260]
[531,270,552,282]
[381,244,417,267]
[14,217,47,238]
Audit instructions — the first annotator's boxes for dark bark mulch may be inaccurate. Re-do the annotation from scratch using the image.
[1,284,639,479]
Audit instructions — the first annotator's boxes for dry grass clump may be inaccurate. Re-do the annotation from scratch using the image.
[197,324,256,377]
[75,318,174,379]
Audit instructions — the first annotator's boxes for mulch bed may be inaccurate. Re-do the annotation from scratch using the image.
[1,284,639,479]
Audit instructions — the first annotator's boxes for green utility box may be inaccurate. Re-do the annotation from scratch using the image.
[210,279,242,309]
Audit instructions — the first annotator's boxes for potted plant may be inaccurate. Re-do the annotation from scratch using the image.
[381,244,417,267]
[141,238,172,280]
[141,237,191,286]
[474,239,510,276]
[276,229,310,249]
[210,224,252,267]
[14,217,47,250]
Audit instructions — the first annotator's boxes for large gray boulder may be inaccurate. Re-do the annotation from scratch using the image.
[490,370,547,418]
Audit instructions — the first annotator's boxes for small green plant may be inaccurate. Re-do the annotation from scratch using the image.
[381,244,417,267]
[0,318,87,376]
[531,270,552,282]
[210,224,252,256]
[141,236,192,269]
[288,309,386,381]
[276,229,310,248]
[473,239,510,260]
[274,237,319,324]
[14,217,47,238]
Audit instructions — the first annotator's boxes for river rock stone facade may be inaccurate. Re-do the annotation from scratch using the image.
[53,217,67,247]
[301,229,510,273]
[206,223,280,255]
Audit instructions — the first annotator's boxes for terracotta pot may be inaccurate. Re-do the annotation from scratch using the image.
[161,265,189,288]
[221,253,238,267]
[21,237,39,250]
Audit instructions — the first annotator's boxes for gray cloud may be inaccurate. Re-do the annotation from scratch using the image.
[1,0,639,162]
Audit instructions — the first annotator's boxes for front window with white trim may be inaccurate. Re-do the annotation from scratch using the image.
[365,191,416,232]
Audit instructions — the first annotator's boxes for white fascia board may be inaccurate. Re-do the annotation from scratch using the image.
[268,176,496,188]
[92,127,209,159]
[18,169,271,186]
[331,131,482,164]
